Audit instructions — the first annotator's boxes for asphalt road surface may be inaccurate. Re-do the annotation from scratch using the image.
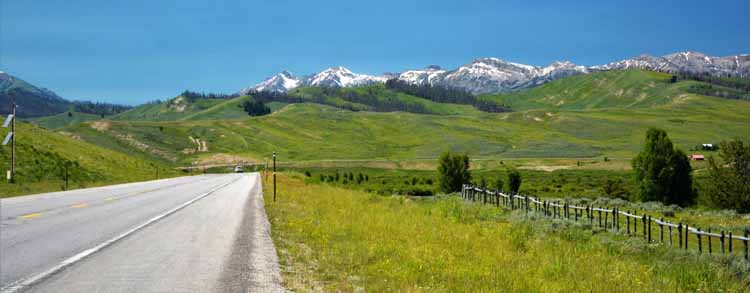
[0,173,283,292]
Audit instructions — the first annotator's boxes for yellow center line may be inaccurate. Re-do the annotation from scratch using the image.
[71,203,88,209]
[20,212,43,220]
[105,197,118,201]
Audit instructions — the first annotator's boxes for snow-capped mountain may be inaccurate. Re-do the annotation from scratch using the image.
[592,51,750,77]
[397,65,446,85]
[241,70,300,94]
[421,58,590,94]
[241,67,385,94]
[240,51,749,95]
[307,66,386,88]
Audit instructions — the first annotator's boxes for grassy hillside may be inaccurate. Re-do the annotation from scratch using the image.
[480,70,689,111]
[62,70,750,165]
[30,111,102,129]
[0,119,179,197]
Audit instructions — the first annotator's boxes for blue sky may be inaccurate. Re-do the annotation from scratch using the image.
[2,0,748,105]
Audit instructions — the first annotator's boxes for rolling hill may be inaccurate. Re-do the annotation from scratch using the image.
[59,70,750,166]
[0,119,178,197]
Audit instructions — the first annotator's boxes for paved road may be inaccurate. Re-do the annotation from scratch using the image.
[0,173,282,292]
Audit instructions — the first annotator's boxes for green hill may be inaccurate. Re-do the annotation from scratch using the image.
[480,70,690,111]
[287,84,484,115]
[30,111,102,129]
[60,69,750,165]
[0,119,179,197]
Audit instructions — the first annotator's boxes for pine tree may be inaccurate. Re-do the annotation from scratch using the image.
[632,128,695,206]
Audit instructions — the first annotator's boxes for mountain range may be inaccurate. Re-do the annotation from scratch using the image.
[3,51,749,118]
[244,51,750,94]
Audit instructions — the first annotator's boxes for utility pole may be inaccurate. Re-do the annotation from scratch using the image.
[273,152,277,202]
[64,162,69,190]
[11,95,16,183]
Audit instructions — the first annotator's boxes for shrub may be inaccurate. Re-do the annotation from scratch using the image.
[507,169,522,194]
[603,178,629,199]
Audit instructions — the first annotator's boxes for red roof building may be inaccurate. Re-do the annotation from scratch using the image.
[690,154,705,161]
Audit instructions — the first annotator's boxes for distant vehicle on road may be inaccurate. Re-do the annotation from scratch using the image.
[234,166,244,173]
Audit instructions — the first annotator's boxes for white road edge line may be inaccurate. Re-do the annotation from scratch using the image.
[0,174,245,293]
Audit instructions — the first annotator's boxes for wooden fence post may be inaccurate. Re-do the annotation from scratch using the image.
[708,228,712,254]
[698,228,702,253]
[604,208,609,229]
[744,228,749,260]
[685,224,689,250]
[728,231,733,253]
[660,218,664,243]
[678,223,683,248]
[642,214,647,240]
[669,224,673,246]
[627,211,631,235]
[720,231,725,254]
[614,208,618,231]
[526,196,530,212]
[597,208,602,227]
[647,216,652,243]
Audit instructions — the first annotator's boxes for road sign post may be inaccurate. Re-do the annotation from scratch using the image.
[2,96,16,183]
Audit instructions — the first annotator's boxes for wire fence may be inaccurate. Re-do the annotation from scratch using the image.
[461,185,750,260]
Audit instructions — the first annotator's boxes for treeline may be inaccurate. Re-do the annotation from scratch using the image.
[385,79,511,113]
[72,101,132,116]
[671,72,750,101]
[250,88,430,114]
[180,90,240,101]
[686,84,750,101]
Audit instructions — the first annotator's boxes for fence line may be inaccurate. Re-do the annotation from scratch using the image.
[460,185,750,260]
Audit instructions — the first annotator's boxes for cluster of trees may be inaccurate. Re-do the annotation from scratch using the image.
[437,151,523,194]
[72,101,132,117]
[686,84,750,101]
[631,128,749,212]
[671,72,750,101]
[241,100,271,116]
[317,171,370,184]
[385,79,511,113]
[180,90,239,101]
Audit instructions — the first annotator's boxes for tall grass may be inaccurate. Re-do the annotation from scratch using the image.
[264,174,748,291]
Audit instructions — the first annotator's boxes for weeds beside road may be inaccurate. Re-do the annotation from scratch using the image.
[264,173,748,291]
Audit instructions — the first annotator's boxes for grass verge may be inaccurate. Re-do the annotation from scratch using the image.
[263,173,748,291]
